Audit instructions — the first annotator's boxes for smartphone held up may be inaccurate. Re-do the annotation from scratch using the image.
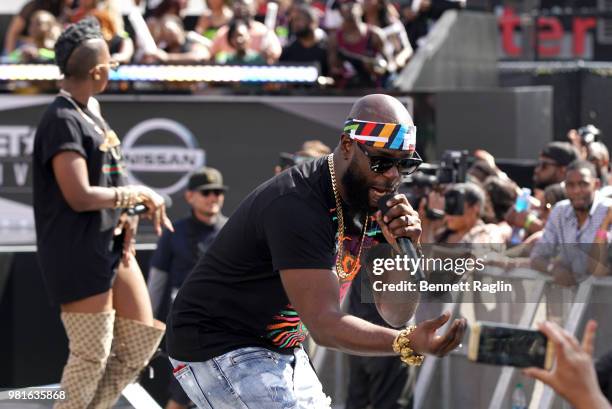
[468,321,555,370]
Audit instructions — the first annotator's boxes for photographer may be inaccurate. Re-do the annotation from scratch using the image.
[407,149,471,244]
[567,124,601,161]
[274,140,331,174]
[421,183,506,290]
[470,149,517,188]
[568,124,610,190]
[466,159,498,185]
[435,183,505,245]
[400,170,444,244]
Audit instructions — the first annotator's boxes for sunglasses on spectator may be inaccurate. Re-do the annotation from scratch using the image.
[355,142,422,174]
[535,160,560,170]
[200,189,224,196]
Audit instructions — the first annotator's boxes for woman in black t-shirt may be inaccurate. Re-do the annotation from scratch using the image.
[32,19,171,409]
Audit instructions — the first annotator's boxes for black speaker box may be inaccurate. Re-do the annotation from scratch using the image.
[434,87,553,160]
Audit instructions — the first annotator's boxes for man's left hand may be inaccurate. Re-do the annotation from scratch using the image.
[375,193,422,248]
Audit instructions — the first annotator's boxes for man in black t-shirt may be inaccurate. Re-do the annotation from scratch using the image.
[280,5,329,76]
[148,167,228,409]
[167,94,466,408]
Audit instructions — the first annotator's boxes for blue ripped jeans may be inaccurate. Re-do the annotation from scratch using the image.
[169,347,332,409]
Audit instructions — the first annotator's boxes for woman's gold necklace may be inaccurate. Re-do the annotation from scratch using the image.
[58,89,121,154]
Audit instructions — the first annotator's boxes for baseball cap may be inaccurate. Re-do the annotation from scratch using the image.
[187,167,228,191]
[540,142,579,167]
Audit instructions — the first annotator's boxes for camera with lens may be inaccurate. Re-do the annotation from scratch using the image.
[437,150,469,184]
[401,168,437,207]
[401,164,445,220]
[577,124,601,146]
[400,150,470,220]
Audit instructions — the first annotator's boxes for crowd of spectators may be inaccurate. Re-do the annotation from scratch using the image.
[406,126,612,289]
[1,0,465,88]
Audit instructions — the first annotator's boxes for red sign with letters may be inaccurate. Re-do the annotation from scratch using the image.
[499,7,597,58]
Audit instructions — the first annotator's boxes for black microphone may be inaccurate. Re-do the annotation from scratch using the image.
[377,194,426,284]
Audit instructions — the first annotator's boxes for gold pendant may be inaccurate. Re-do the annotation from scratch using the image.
[340,253,361,280]
[99,130,121,153]
[109,146,122,161]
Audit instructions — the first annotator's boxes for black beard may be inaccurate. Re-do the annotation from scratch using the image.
[572,203,592,212]
[571,198,593,212]
[341,164,372,213]
[534,178,552,190]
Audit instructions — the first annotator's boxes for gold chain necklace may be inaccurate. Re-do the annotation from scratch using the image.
[327,154,369,279]
[58,90,121,155]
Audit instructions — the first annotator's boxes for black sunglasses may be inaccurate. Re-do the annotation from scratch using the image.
[535,160,560,170]
[356,143,422,174]
[200,189,224,196]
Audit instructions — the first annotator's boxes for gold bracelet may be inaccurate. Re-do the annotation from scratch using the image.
[392,325,425,366]
[112,187,121,208]
[114,187,133,209]
[126,188,137,208]
[119,188,128,209]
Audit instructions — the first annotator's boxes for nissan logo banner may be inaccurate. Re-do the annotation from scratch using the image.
[0,95,355,240]
[122,118,206,195]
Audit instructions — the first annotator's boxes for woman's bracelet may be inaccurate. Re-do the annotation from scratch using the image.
[112,187,138,209]
[112,187,121,208]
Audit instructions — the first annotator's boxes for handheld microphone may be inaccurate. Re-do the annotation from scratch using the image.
[377,194,426,284]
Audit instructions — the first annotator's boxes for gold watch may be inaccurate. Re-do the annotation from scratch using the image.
[392,325,425,366]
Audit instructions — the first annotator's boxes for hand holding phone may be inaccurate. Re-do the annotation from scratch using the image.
[468,321,554,369]
[523,321,609,409]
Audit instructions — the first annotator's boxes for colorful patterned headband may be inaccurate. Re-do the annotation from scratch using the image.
[343,118,416,151]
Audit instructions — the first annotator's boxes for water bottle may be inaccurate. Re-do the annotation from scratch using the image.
[515,188,531,212]
[511,383,527,409]
[510,188,531,245]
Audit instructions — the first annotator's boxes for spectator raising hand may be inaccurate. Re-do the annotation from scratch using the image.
[523,320,611,409]
[210,0,282,63]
